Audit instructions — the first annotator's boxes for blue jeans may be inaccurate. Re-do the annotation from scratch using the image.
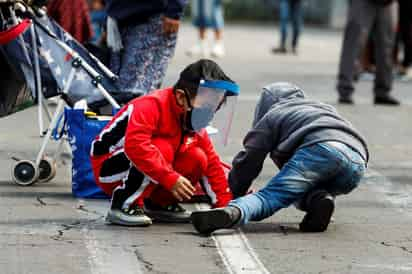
[229,141,366,225]
[192,0,224,29]
[279,0,303,49]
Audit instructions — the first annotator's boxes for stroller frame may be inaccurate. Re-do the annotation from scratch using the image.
[1,1,121,186]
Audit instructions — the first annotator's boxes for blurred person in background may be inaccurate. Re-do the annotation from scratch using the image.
[89,0,107,46]
[186,0,226,58]
[356,34,376,81]
[337,0,399,106]
[105,0,187,94]
[393,0,412,77]
[47,0,93,44]
[272,0,304,55]
[84,0,110,66]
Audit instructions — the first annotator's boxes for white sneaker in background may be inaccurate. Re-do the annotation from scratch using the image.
[186,40,209,58]
[211,41,225,58]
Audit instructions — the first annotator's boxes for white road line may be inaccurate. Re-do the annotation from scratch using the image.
[78,200,144,274]
[196,204,270,274]
[354,263,412,272]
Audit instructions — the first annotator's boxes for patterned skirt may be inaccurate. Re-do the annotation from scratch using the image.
[110,15,177,94]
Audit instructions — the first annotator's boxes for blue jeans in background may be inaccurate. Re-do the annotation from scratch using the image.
[279,0,303,50]
[229,141,366,225]
[191,0,224,30]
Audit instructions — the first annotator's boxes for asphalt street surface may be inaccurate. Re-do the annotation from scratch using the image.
[1,23,412,274]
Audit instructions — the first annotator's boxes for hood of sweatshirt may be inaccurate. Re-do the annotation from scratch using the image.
[252,82,305,127]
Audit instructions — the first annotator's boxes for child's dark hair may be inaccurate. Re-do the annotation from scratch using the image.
[173,79,198,100]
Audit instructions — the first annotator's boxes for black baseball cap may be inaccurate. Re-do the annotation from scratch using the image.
[175,59,235,94]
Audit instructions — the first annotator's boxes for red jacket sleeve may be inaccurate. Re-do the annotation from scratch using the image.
[199,131,233,208]
[124,101,180,190]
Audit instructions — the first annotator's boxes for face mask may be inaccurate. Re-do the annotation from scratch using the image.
[185,106,215,131]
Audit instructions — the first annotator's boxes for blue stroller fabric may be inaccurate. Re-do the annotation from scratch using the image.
[35,16,117,105]
[0,19,58,100]
[0,15,139,110]
[64,108,109,199]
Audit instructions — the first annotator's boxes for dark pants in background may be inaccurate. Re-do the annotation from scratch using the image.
[279,0,303,50]
[395,0,412,68]
[337,0,394,99]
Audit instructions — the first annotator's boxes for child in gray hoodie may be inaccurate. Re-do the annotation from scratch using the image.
[191,82,369,234]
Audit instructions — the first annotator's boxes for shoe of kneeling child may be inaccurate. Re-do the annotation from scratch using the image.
[144,199,192,223]
[191,206,241,235]
[106,205,152,226]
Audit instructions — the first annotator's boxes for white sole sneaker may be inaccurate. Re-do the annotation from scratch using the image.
[106,209,152,227]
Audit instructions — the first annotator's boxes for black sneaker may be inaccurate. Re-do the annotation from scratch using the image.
[271,47,287,54]
[144,199,191,223]
[299,191,335,232]
[191,206,241,235]
[338,96,354,105]
[374,95,400,106]
[106,205,152,226]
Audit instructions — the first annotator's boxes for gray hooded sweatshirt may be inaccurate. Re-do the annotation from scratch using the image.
[229,82,369,198]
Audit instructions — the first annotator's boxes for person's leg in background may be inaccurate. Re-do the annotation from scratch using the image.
[272,0,290,54]
[358,34,376,80]
[187,0,210,57]
[337,0,376,104]
[109,14,178,94]
[398,0,412,76]
[144,15,178,91]
[109,22,150,95]
[372,3,399,105]
[211,0,225,58]
[392,1,401,74]
[290,0,303,54]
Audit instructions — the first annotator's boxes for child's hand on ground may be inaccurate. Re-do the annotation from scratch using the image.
[171,176,195,201]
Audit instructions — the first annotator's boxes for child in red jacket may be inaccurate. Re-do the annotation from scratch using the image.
[90,59,239,226]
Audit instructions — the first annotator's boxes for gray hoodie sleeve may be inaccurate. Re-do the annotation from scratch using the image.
[229,117,276,198]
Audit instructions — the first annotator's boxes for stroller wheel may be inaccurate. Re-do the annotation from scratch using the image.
[37,157,57,183]
[12,160,39,186]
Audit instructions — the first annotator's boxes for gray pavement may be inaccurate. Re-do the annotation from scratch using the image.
[1,23,412,274]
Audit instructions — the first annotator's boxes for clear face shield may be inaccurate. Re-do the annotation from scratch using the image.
[185,80,239,145]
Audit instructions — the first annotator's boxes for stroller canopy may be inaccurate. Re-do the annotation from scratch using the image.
[0,10,138,113]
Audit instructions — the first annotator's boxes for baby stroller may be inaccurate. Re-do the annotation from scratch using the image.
[0,0,138,186]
